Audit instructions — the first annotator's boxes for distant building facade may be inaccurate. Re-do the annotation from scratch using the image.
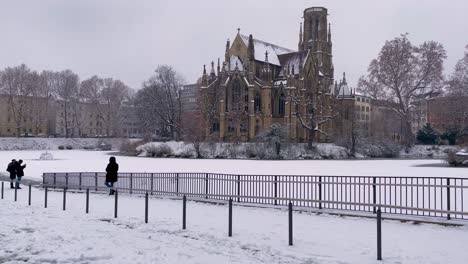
[0,94,142,138]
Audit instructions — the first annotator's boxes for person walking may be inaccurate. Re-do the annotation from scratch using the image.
[15,160,26,189]
[6,159,17,189]
[105,156,119,195]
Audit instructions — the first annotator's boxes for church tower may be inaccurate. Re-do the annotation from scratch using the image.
[301,7,334,87]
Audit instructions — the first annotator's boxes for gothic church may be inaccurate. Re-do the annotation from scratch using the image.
[200,7,335,142]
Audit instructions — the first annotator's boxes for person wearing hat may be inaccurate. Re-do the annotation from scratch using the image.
[6,159,17,189]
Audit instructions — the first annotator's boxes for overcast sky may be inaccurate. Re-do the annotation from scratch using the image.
[0,0,467,89]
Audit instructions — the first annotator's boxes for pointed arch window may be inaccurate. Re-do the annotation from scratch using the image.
[244,86,249,112]
[279,92,286,116]
[232,79,241,111]
[254,91,262,112]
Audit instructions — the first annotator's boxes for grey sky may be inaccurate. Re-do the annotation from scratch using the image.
[0,0,467,89]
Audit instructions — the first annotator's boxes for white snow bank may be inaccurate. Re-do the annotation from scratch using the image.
[0,187,467,264]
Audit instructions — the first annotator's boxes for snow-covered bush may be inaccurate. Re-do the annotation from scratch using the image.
[357,137,401,158]
[39,151,54,160]
[120,139,146,155]
[142,143,173,157]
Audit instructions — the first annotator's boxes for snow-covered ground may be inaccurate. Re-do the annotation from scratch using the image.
[0,150,466,182]
[1,186,467,264]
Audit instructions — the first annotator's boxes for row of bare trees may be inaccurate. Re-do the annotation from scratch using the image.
[358,34,467,148]
[0,64,133,137]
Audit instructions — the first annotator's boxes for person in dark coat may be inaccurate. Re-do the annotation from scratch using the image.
[105,156,118,195]
[7,159,17,189]
[15,159,26,189]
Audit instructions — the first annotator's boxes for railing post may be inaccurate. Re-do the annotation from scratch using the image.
[373,177,377,214]
[53,173,57,189]
[44,186,48,208]
[205,173,209,199]
[447,178,451,220]
[65,173,69,187]
[14,184,17,202]
[63,187,67,211]
[274,176,278,206]
[28,184,31,206]
[182,195,187,229]
[86,188,89,214]
[79,173,82,191]
[288,202,293,246]
[237,175,241,203]
[114,190,118,218]
[95,173,98,192]
[1,182,3,199]
[145,192,149,223]
[228,198,233,237]
[319,176,323,209]
[377,207,382,261]
[150,173,154,195]
[130,173,133,194]
[176,173,180,196]
[42,173,45,186]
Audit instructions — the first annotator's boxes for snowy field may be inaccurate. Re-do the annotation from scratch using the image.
[0,150,467,182]
[1,186,468,264]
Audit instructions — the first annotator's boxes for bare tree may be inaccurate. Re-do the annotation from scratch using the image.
[290,58,338,149]
[0,64,35,136]
[446,45,468,96]
[256,123,287,157]
[358,34,446,148]
[135,65,184,140]
[56,70,79,138]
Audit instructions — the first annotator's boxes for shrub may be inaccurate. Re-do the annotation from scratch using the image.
[143,143,173,157]
[416,124,439,145]
[356,137,401,158]
[120,139,146,155]
[65,145,73,150]
[58,145,65,150]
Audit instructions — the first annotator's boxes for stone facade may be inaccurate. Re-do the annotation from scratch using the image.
[200,7,335,142]
[0,94,50,137]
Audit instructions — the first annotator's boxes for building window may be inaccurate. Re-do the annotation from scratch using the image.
[366,107,369,112]
[244,86,249,112]
[232,79,241,111]
[357,97,361,102]
[279,93,286,116]
[212,122,220,132]
[361,106,365,111]
[254,92,261,112]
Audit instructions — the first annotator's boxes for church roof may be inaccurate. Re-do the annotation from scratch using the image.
[277,50,309,76]
[223,55,244,71]
[240,34,294,66]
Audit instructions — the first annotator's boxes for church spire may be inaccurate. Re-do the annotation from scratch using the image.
[328,23,332,44]
[298,22,303,51]
[225,38,230,63]
[210,61,215,75]
[342,72,347,85]
[217,58,220,75]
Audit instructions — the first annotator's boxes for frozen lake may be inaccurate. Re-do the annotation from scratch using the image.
[0,150,466,181]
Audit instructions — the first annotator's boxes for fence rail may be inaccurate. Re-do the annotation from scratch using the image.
[42,172,468,220]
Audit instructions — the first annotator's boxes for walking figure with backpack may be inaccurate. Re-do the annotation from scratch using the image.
[6,159,17,189]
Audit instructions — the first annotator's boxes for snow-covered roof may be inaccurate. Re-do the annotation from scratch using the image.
[240,34,294,66]
[337,84,351,97]
[224,55,244,71]
[277,51,308,76]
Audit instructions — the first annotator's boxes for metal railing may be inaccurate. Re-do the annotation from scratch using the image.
[42,172,468,220]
